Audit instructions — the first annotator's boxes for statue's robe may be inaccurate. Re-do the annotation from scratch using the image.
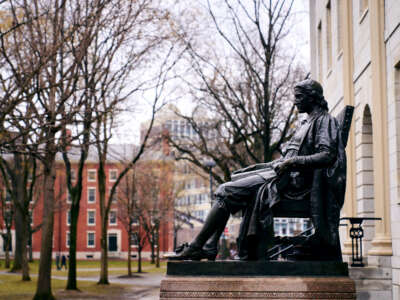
[236,110,346,259]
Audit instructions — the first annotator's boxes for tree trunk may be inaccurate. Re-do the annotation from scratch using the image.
[127,228,132,277]
[98,223,109,284]
[28,230,33,262]
[66,201,79,290]
[11,199,23,272]
[150,242,155,264]
[137,247,142,273]
[20,226,30,281]
[33,165,56,300]
[156,229,160,268]
[12,209,30,280]
[4,232,11,269]
[98,161,109,285]
[19,214,30,281]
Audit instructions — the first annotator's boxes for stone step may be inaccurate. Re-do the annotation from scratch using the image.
[349,266,392,300]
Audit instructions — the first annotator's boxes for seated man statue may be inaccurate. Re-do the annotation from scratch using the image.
[169,79,347,261]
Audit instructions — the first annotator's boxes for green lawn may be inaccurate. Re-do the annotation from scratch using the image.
[0,273,131,300]
[0,259,166,278]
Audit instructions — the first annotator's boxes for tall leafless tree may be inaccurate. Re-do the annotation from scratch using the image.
[169,0,306,183]
[133,160,175,267]
[88,2,184,283]
[0,1,111,298]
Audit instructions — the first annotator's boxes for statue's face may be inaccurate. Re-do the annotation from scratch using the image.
[294,88,314,113]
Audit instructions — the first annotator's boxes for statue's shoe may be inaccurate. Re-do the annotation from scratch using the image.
[165,244,213,261]
[201,247,218,261]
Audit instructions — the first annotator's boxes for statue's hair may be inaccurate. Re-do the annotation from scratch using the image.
[294,79,329,111]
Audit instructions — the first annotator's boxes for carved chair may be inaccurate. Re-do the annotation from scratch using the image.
[268,105,354,259]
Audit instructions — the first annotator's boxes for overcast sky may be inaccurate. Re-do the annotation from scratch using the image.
[111,0,311,145]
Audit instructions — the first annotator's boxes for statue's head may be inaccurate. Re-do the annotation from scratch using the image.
[294,79,328,112]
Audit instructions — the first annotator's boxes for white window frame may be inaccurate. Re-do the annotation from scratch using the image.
[87,169,96,182]
[109,210,117,226]
[109,169,118,182]
[66,231,70,248]
[5,190,11,202]
[87,231,95,248]
[87,187,96,203]
[67,210,71,226]
[66,190,72,203]
[29,210,33,226]
[87,210,96,226]
[70,169,77,182]
[130,232,138,247]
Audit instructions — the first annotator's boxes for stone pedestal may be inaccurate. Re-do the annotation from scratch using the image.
[160,261,356,299]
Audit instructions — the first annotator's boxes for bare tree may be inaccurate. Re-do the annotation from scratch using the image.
[116,169,151,276]
[0,1,111,298]
[58,0,172,290]
[0,147,37,281]
[134,160,175,267]
[116,170,136,277]
[169,0,306,183]
[90,6,184,283]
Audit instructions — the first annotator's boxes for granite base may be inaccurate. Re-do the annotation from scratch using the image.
[160,261,356,299]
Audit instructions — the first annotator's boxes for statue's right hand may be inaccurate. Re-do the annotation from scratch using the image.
[232,168,244,175]
[232,165,256,175]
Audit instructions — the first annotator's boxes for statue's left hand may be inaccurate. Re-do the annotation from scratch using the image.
[274,158,296,176]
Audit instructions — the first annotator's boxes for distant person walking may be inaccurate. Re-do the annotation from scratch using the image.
[55,255,61,270]
[61,255,67,270]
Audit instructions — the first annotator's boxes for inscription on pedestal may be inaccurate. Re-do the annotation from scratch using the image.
[160,261,356,300]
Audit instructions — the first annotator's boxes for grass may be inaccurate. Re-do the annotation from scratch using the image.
[0,259,167,278]
[0,273,132,300]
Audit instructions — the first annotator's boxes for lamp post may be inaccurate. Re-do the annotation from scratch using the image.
[204,160,216,207]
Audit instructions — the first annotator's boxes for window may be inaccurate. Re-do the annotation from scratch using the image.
[5,190,11,202]
[281,223,287,235]
[336,0,343,53]
[66,232,70,248]
[109,210,117,225]
[109,169,118,182]
[29,210,33,226]
[326,1,332,70]
[87,232,95,248]
[317,21,323,81]
[130,233,138,247]
[87,210,95,226]
[71,169,76,182]
[67,210,71,226]
[88,187,96,203]
[66,191,72,203]
[87,169,96,182]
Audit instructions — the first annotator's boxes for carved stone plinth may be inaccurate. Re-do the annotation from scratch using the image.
[160,261,356,299]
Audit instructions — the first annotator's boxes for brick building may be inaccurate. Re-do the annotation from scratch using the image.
[0,144,174,260]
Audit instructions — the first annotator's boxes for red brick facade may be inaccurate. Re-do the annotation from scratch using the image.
[1,160,174,260]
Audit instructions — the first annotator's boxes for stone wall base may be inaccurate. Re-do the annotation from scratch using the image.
[160,276,356,299]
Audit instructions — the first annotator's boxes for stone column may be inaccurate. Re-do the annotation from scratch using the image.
[368,0,392,257]
[340,0,356,256]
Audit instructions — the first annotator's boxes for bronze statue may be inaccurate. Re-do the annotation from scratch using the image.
[169,79,348,261]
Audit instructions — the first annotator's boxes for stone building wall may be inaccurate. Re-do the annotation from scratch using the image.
[309,0,400,298]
